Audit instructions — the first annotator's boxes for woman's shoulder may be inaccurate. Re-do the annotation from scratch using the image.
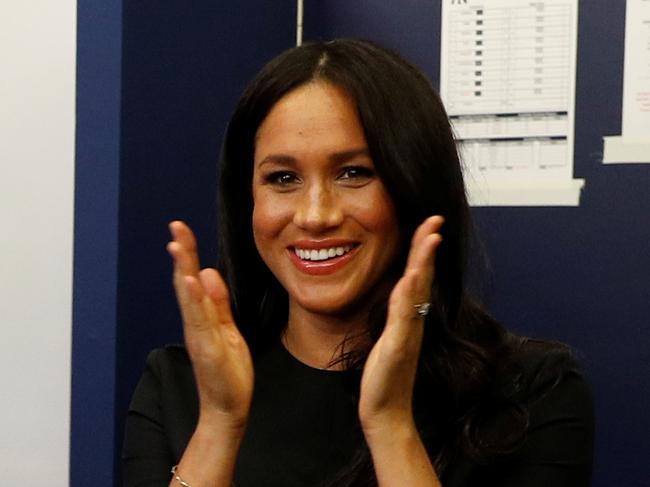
[515,336,592,414]
[487,336,594,456]
[465,336,594,476]
[124,345,198,467]
[143,344,192,375]
[129,345,197,414]
[496,336,588,403]
[503,338,593,474]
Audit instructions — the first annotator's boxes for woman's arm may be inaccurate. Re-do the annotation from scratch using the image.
[358,214,594,487]
[163,221,254,487]
[168,420,245,487]
[359,216,444,486]
[364,420,442,487]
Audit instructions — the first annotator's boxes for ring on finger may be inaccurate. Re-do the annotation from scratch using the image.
[414,302,431,317]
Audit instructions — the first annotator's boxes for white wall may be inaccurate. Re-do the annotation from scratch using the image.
[0,1,76,484]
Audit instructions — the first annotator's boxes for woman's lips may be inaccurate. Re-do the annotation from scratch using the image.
[287,243,359,276]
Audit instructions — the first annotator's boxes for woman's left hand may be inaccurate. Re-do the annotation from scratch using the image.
[358,215,444,436]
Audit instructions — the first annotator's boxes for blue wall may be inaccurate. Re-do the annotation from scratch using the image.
[73,1,295,485]
[304,1,650,486]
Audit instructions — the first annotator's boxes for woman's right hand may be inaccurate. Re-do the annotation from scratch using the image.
[167,221,254,433]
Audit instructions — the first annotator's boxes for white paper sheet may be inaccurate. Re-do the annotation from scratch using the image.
[603,0,650,163]
[440,0,584,206]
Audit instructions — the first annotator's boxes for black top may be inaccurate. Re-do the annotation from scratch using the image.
[122,341,593,486]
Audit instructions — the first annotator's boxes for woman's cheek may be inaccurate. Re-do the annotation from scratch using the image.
[252,192,292,251]
[350,188,398,233]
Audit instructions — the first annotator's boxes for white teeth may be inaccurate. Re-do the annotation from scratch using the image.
[294,245,354,261]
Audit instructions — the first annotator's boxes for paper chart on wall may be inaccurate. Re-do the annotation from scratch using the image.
[603,0,650,164]
[440,0,584,206]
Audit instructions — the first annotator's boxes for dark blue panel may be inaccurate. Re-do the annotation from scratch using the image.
[115,0,295,483]
[304,1,650,486]
[305,0,441,83]
[72,0,122,485]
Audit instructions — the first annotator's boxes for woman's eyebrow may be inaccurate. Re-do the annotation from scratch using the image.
[257,148,370,168]
[256,154,297,168]
[330,148,371,163]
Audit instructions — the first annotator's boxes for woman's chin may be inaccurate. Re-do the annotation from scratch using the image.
[288,290,375,321]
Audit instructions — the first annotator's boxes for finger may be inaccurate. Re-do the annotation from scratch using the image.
[167,241,203,318]
[411,215,443,246]
[184,274,207,304]
[404,215,444,273]
[199,269,236,327]
[168,220,201,276]
[388,271,431,324]
[166,225,228,361]
[167,242,214,334]
[178,275,211,331]
[383,276,425,352]
[386,219,444,334]
[409,233,442,287]
[199,269,246,348]
[402,217,444,305]
[167,240,199,278]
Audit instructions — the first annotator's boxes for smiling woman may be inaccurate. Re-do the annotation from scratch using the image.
[252,82,401,327]
[122,39,594,487]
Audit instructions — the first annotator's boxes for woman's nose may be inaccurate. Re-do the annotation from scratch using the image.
[293,183,343,232]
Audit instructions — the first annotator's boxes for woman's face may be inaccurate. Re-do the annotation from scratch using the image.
[252,82,401,318]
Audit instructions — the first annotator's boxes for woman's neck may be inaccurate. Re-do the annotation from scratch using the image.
[283,305,370,370]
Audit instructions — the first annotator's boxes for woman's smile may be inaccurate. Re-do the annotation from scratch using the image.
[251,81,401,316]
[288,240,360,275]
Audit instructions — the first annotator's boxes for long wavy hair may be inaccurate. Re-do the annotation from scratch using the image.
[217,39,575,485]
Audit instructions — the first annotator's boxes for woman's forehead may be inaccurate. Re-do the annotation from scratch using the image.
[253,82,367,164]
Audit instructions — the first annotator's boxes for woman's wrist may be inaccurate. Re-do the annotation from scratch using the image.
[362,413,418,449]
[196,411,248,442]
[363,418,441,487]
[170,418,247,487]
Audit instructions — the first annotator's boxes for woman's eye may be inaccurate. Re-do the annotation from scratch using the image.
[339,166,375,182]
[265,171,299,186]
